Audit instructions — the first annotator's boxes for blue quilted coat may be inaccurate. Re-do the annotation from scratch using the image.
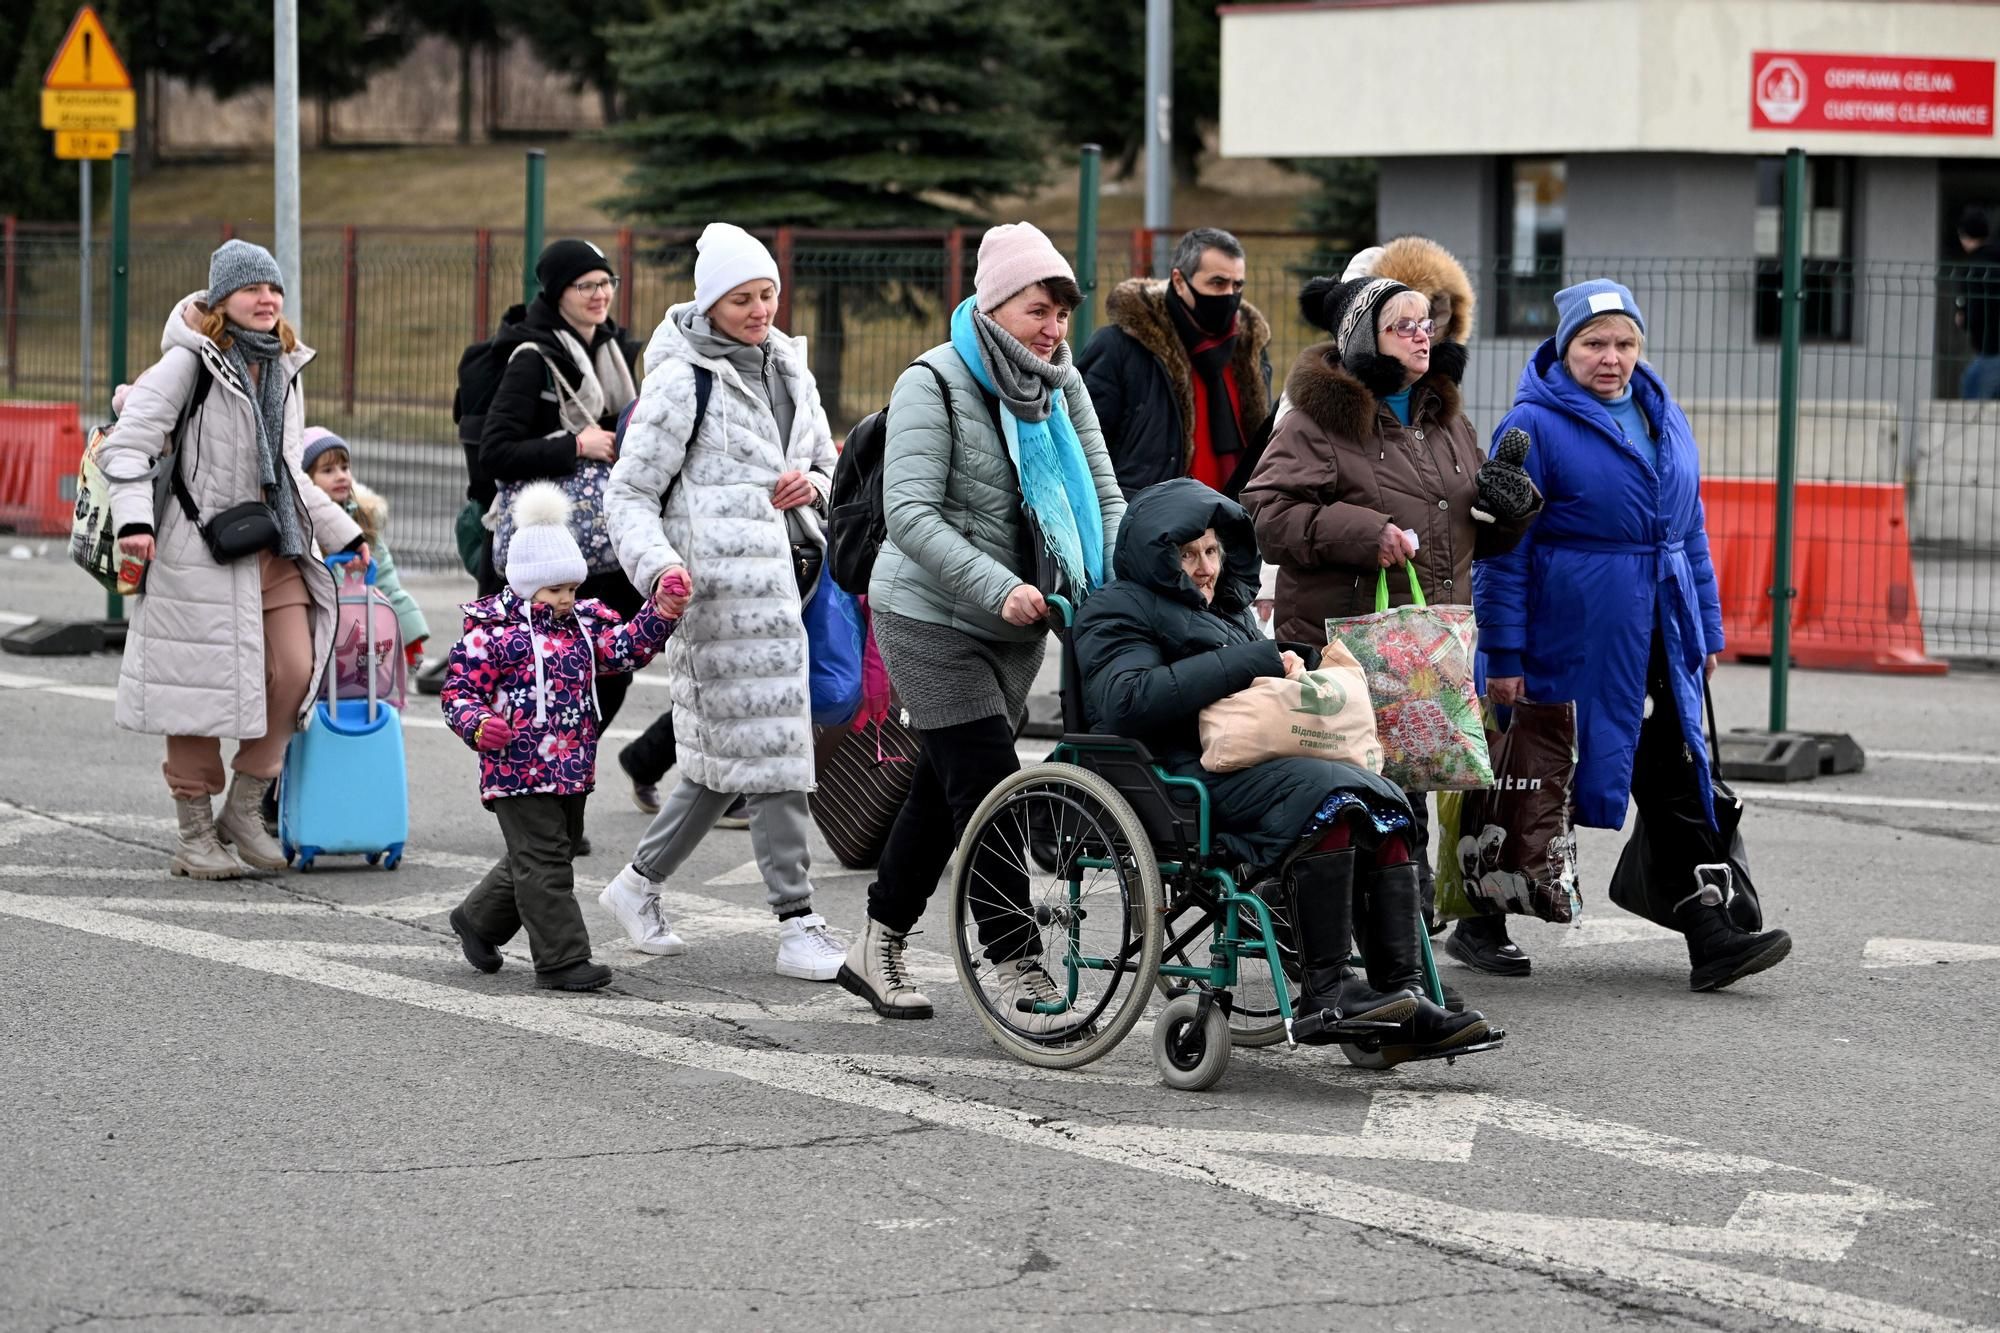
[1472,341,1726,830]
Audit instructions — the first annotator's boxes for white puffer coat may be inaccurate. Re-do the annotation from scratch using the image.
[605,305,836,793]
[101,293,361,739]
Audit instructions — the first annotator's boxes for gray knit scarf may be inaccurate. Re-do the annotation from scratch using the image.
[971,311,1069,425]
[225,324,305,558]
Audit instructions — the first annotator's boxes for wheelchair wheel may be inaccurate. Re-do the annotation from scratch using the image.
[1154,879,1296,1049]
[1153,993,1231,1091]
[948,763,1163,1070]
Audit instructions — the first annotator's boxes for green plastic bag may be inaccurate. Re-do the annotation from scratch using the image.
[454,499,488,578]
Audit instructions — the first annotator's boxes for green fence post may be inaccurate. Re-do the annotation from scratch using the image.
[1768,149,1806,734]
[1073,144,1102,348]
[522,149,546,307]
[106,150,132,626]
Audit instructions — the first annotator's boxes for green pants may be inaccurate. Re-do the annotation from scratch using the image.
[458,793,592,974]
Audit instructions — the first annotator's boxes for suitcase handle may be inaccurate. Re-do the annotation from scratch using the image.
[324,552,379,722]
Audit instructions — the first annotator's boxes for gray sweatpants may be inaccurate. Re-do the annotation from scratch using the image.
[629,778,815,916]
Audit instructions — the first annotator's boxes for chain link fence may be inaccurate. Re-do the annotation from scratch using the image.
[3,222,1996,659]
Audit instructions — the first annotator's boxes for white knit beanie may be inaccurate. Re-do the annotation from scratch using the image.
[693,223,781,314]
[505,482,588,599]
[974,222,1075,313]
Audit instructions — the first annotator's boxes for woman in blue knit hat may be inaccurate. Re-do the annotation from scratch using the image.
[1474,279,1793,992]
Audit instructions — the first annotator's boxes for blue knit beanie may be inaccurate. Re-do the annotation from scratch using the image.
[1554,279,1645,355]
[207,239,286,306]
[300,426,349,475]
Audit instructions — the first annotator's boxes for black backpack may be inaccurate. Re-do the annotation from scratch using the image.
[613,367,713,516]
[828,360,953,598]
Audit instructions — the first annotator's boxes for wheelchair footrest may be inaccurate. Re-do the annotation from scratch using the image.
[1289,1009,1402,1046]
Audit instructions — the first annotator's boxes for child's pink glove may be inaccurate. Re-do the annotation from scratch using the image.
[654,567,692,617]
[475,716,515,751]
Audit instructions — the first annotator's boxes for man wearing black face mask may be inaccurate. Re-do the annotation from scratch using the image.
[1079,227,1273,501]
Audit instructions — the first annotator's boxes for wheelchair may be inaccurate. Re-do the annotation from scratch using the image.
[944,597,1501,1090]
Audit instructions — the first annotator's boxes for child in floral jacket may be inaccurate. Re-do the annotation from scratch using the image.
[441,482,685,991]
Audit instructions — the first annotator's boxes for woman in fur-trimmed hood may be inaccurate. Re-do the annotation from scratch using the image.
[1241,262,1542,977]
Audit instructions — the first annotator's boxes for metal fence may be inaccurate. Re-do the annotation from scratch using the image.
[4,220,1997,660]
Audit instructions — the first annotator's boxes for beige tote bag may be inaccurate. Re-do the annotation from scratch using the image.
[1197,642,1383,774]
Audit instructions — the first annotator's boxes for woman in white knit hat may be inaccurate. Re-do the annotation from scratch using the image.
[600,222,850,982]
[836,221,1125,1024]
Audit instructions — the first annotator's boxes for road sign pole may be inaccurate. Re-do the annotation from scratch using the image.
[79,158,91,411]
[273,0,302,328]
[1770,148,1806,735]
[107,148,130,624]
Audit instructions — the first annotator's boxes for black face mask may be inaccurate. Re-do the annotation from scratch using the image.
[1178,282,1242,338]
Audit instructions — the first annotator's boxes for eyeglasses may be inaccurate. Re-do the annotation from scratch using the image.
[1382,317,1435,341]
[570,277,620,295]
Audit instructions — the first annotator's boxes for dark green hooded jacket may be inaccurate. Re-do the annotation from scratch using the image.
[1072,478,1408,868]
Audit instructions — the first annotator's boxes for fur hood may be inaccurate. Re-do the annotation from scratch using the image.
[348,480,388,531]
[1284,340,1464,444]
[1368,236,1476,344]
[1104,277,1272,466]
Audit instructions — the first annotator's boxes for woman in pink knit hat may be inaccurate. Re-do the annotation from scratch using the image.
[836,221,1126,1025]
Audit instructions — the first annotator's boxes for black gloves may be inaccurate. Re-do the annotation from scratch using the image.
[1472,428,1538,524]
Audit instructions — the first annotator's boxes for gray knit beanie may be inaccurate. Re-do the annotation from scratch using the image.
[207,239,285,306]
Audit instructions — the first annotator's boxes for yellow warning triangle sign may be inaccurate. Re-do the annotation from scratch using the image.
[44,6,132,92]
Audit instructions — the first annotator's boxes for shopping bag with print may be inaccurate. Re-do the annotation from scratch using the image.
[1326,561,1493,791]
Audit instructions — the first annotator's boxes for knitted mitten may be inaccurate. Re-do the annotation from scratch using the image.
[1472,428,1537,524]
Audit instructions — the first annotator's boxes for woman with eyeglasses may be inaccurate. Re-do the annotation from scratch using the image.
[1242,272,1540,1004]
[477,240,643,854]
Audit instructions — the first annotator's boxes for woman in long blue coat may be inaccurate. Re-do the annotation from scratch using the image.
[1473,280,1792,992]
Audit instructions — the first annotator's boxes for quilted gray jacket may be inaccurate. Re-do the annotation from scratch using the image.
[869,343,1125,642]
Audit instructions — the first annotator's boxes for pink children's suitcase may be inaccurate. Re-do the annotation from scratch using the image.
[321,557,406,710]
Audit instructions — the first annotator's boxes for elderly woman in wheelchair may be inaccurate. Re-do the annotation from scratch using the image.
[1071,480,1499,1068]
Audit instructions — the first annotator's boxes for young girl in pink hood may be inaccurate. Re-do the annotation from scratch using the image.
[440,482,686,991]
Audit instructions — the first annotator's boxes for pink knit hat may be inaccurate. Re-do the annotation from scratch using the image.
[974,222,1075,313]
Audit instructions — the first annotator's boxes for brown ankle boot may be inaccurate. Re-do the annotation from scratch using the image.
[172,796,245,880]
[214,774,288,871]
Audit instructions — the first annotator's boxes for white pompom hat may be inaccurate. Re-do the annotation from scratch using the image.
[505,482,588,599]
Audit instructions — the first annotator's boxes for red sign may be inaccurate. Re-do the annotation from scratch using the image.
[1751,52,1994,137]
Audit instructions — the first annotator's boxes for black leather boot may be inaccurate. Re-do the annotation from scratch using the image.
[1289,851,1417,1043]
[1359,862,1494,1060]
[1675,887,1791,992]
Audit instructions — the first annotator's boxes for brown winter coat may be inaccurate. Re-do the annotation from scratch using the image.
[1240,344,1536,645]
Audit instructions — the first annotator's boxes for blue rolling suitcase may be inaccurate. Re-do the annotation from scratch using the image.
[279,555,409,872]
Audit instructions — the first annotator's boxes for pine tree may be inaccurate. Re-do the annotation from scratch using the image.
[496,0,649,127]
[609,0,1058,422]
[609,0,1054,229]
[1044,0,1220,185]
[0,0,79,220]
[1293,158,1380,267]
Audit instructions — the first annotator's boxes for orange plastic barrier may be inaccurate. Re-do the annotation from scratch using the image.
[1701,477,1945,675]
[0,402,84,537]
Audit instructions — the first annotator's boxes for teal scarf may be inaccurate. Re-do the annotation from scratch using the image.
[949,297,1105,594]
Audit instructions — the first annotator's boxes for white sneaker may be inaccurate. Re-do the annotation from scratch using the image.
[598,865,688,957]
[991,957,1073,1034]
[775,912,845,981]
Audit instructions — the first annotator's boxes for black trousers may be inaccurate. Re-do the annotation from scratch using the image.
[867,714,1035,960]
[1627,630,1715,906]
[621,710,678,785]
[458,793,591,973]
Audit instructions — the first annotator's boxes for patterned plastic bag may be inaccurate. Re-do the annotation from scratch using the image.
[1326,562,1493,791]
[1435,700,1581,924]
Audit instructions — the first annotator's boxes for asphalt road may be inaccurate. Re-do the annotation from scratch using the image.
[1,553,1996,1332]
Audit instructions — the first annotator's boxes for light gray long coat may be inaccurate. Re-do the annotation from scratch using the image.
[101,293,361,739]
[605,305,836,794]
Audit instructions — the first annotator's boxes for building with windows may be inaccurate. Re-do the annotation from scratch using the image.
[1219,0,2000,534]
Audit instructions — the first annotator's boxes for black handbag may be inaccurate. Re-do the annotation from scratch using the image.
[168,403,281,564]
[1607,681,1763,932]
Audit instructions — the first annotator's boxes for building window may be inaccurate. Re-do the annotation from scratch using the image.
[1495,158,1566,337]
[1754,158,1854,342]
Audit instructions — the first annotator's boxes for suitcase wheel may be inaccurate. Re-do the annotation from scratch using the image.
[282,839,296,866]
[383,844,404,871]
[366,852,381,866]
[298,848,318,873]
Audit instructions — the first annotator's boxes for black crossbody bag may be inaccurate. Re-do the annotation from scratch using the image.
[168,366,282,564]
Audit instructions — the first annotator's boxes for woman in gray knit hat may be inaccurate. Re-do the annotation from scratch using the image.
[98,240,368,880]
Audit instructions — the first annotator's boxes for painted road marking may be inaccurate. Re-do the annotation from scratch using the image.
[1862,938,2000,969]
[1739,790,2000,816]
[1872,750,2000,767]
[0,887,1976,1333]
[1555,915,1683,948]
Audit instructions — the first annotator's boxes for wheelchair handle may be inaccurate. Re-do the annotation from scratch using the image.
[1045,593,1076,630]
